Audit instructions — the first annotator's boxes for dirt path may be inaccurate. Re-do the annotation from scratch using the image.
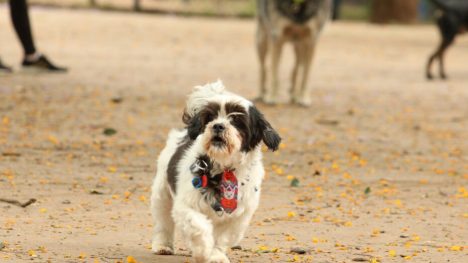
[1,6,467,263]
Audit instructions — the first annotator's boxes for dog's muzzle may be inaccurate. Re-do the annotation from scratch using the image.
[211,123,226,147]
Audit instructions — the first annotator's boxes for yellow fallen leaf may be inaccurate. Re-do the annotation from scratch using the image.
[276,168,284,175]
[287,211,296,218]
[343,172,352,179]
[289,255,300,262]
[388,250,396,257]
[78,252,86,259]
[47,135,59,145]
[39,208,47,213]
[258,245,269,251]
[449,246,462,251]
[100,176,109,183]
[126,256,137,263]
[108,166,117,173]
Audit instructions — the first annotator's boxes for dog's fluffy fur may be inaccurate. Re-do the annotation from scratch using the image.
[256,0,331,106]
[151,81,281,263]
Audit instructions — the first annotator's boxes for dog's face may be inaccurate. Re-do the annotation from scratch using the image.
[183,100,281,162]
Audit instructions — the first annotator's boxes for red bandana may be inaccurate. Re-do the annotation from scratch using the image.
[220,170,238,214]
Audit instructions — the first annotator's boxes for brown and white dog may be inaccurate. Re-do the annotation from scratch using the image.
[151,81,281,263]
[256,0,331,106]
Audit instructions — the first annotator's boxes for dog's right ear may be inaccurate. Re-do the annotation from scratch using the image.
[183,111,202,140]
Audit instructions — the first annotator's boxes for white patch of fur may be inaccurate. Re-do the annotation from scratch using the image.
[185,80,252,121]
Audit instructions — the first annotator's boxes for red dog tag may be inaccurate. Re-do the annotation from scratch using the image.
[220,170,238,214]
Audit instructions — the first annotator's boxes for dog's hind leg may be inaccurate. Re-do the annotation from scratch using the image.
[438,34,455,79]
[256,24,268,101]
[427,16,457,80]
[264,37,284,105]
[151,182,175,255]
[290,42,302,103]
[426,48,437,80]
[294,39,315,107]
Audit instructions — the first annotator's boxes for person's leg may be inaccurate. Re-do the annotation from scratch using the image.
[9,0,37,56]
[9,0,67,72]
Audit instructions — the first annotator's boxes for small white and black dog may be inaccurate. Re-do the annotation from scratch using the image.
[151,81,281,263]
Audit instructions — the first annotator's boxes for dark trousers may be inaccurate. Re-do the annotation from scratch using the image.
[9,0,36,55]
[332,0,342,20]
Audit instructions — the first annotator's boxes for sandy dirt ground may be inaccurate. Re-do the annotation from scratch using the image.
[0,5,467,263]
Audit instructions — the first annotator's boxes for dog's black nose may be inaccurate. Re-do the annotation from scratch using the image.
[212,123,225,133]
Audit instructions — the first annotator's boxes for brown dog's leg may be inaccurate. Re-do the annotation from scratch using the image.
[256,25,268,101]
[290,42,302,103]
[296,38,315,107]
[265,37,284,105]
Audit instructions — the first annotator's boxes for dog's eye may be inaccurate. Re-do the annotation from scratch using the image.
[228,112,244,120]
[204,112,215,123]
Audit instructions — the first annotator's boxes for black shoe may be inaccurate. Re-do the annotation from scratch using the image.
[0,59,13,73]
[22,54,67,72]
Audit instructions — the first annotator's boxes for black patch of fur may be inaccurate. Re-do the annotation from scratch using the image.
[167,136,193,193]
[244,106,281,152]
[184,103,220,140]
[275,0,324,24]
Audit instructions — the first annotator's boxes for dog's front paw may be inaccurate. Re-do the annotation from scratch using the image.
[262,93,279,105]
[152,243,173,255]
[293,96,312,107]
[207,249,230,263]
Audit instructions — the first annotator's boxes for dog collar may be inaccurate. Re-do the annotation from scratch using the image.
[190,157,238,215]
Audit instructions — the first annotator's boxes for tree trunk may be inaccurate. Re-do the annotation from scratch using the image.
[371,0,419,24]
[134,0,141,11]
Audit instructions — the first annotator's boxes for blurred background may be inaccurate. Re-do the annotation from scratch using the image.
[0,0,440,22]
[1,1,467,263]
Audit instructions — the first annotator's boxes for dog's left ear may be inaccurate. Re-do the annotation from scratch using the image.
[247,106,281,151]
